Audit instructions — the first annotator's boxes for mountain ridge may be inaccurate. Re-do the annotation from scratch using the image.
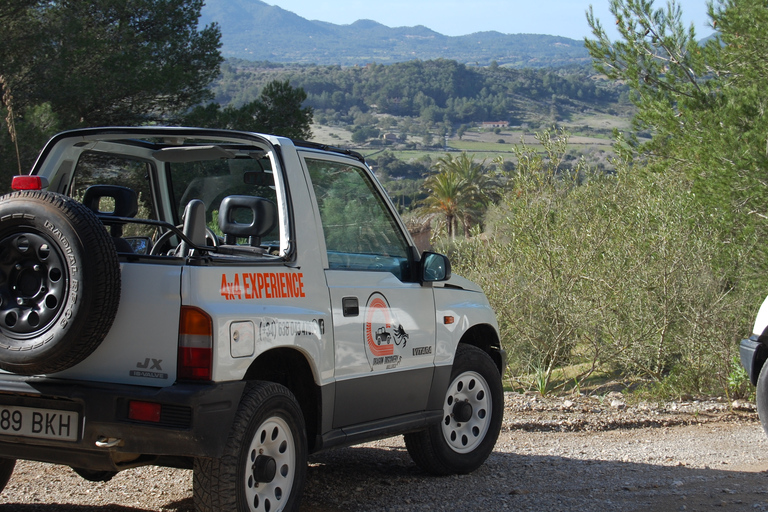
[199,0,591,67]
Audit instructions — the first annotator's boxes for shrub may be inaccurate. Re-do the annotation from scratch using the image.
[442,129,757,396]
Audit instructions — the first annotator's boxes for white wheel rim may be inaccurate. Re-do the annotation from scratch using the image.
[244,416,296,512]
[441,370,492,454]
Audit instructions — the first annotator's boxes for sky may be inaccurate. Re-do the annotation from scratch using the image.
[266,0,714,41]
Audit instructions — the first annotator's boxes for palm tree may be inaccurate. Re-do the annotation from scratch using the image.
[422,168,463,238]
[423,152,499,238]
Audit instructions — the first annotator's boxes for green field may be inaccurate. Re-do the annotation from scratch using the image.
[449,140,518,152]
[311,122,619,167]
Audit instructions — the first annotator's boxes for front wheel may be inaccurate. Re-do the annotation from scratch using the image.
[756,362,768,437]
[405,344,503,475]
[193,381,307,512]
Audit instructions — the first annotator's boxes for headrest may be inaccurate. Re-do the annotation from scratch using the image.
[82,185,139,218]
[178,199,207,256]
[218,196,277,244]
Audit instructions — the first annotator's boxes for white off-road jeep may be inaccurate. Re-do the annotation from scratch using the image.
[0,127,505,511]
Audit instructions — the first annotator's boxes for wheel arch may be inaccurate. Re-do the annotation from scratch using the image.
[752,331,768,386]
[243,347,321,452]
[458,323,505,377]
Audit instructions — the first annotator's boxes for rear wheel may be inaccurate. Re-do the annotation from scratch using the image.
[194,381,307,512]
[405,344,503,475]
[0,458,15,493]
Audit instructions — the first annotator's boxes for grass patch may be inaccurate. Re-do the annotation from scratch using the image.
[506,363,625,396]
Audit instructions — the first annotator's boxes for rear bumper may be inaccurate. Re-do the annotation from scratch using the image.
[0,376,245,471]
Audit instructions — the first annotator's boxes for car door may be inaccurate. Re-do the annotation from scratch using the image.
[302,153,437,428]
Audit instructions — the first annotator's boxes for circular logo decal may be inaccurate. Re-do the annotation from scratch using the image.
[364,292,408,370]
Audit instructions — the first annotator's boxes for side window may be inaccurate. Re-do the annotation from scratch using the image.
[71,152,156,238]
[306,157,411,280]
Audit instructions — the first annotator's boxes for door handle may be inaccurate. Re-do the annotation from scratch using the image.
[342,297,359,317]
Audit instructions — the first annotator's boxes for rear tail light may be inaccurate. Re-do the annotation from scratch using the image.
[178,306,213,381]
[12,176,49,191]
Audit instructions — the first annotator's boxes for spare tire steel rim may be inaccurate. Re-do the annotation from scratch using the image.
[0,231,68,339]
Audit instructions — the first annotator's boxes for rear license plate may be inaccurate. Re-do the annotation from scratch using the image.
[0,405,78,441]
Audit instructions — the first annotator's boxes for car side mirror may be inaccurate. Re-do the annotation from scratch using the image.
[421,252,451,282]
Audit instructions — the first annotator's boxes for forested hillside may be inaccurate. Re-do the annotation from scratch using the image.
[211,59,628,126]
[202,58,630,219]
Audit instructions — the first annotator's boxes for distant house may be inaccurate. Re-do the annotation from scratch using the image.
[481,121,509,128]
[383,133,399,143]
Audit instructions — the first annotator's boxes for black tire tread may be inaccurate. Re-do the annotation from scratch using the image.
[0,190,120,374]
[404,422,449,475]
[405,344,503,476]
[0,458,15,494]
[193,381,307,512]
[756,361,768,436]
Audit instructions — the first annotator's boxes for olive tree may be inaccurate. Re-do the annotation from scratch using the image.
[447,129,750,395]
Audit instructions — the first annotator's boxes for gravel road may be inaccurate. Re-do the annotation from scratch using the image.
[1,392,766,511]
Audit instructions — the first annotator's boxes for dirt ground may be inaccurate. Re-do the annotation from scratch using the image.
[0,393,765,511]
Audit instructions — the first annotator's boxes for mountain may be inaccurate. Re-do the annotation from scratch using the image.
[199,0,591,67]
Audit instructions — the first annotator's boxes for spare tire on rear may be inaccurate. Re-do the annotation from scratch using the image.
[0,190,121,375]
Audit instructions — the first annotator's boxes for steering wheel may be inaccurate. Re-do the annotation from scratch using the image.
[149,225,219,256]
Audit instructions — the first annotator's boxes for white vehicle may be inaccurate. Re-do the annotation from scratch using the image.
[0,127,505,511]
[740,295,768,434]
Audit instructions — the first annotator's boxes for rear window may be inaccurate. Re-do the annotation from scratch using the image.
[71,152,156,238]
[168,152,279,244]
